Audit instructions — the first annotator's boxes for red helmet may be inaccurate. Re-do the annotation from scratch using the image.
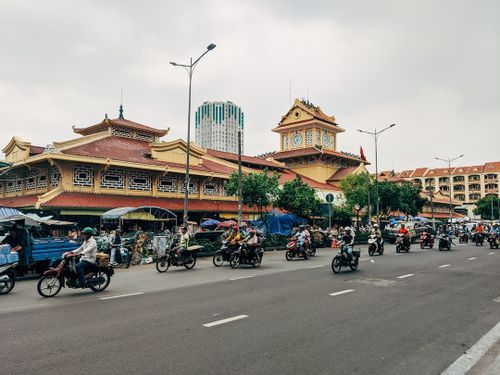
[233,226,239,231]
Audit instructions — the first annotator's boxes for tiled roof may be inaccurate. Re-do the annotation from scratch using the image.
[419,212,464,219]
[411,168,428,178]
[74,117,168,137]
[206,149,285,170]
[42,192,259,213]
[279,170,341,191]
[271,147,367,164]
[326,167,358,182]
[0,195,38,208]
[484,161,500,173]
[61,136,236,175]
[29,145,45,156]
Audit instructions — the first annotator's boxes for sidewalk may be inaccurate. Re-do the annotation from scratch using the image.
[468,340,500,375]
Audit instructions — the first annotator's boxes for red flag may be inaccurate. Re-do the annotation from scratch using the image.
[360,146,366,161]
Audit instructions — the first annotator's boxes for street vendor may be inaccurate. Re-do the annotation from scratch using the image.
[177,226,190,255]
[1,225,23,253]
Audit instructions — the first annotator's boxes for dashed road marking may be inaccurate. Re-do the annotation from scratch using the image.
[439,264,451,268]
[489,252,495,255]
[468,257,477,260]
[100,292,144,300]
[229,275,255,281]
[397,274,414,279]
[306,265,325,269]
[203,315,249,328]
[329,289,355,296]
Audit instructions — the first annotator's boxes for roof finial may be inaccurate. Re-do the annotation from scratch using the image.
[119,104,124,119]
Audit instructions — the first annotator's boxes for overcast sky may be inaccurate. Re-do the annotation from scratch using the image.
[0,0,498,171]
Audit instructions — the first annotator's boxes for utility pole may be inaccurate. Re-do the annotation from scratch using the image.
[435,154,464,226]
[237,130,243,226]
[357,124,396,226]
[170,43,216,227]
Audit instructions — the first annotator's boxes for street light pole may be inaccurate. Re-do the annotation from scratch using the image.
[435,154,464,226]
[357,124,396,226]
[170,43,216,228]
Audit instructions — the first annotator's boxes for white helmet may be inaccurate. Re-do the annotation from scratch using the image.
[373,224,379,228]
[344,226,352,232]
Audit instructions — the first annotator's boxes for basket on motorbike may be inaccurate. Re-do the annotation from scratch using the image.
[96,252,110,267]
[352,250,361,257]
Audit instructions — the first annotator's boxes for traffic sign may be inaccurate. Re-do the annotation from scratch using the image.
[325,193,334,203]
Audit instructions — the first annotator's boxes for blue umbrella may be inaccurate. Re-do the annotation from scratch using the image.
[200,219,220,228]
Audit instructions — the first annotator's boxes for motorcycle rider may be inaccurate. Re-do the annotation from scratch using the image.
[372,223,383,247]
[70,227,97,287]
[398,224,410,247]
[109,228,122,266]
[176,226,190,258]
[296,225,309,259]
[227,226,242,251]
[243,229,259,260]
[341,227,355,263]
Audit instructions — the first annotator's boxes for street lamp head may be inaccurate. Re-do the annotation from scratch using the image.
[390,124,396,127]
[207,43,216,51]
[169,62,178,66]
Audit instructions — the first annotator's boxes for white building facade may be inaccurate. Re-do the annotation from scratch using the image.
[195,101,244,153]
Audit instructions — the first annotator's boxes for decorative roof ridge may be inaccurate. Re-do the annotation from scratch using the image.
[53,131,111,152]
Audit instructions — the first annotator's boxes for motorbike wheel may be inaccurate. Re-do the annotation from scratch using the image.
[349,257,359,271]
[252,254,262,268]
[89,270,111,292]
[308,248,316,257]
[379,247,384,255]
[37,275,62,298]
[229,254,240,269]
[0,273,15,295]
[396,245,401,253]
[368,244,375,256]
[123,258,131,269]
[156,256,170,273]
[184,255,197,270]
[213,253,224,267]
[331,257,341,274]
[420,242,425,249]
[285,250,293,261]
[439,244,444,251]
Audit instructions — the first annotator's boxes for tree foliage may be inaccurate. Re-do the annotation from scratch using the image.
[276,176,321,217]
[225,170,280,216]
[473,195,500,220]
[340,173,373,211]
[398,182,427,218]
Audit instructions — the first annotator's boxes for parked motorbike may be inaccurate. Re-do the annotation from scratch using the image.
[213,240,234,267]
[230,243,263,269]
[156,246,197,272]
[285,238,310,260]
[331,244,360,273]
[472,232,484,246]
[458,232,469,244]
[395,234,411,253]
[37,253,114,298]
[438,233,454,251]
[368,235,384,256]
[488,232,499,249]
[110,245,131,269]
[419,232,434,249]
[0,262,17,295]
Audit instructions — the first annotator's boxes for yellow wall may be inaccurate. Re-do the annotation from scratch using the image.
[291,163,338,184]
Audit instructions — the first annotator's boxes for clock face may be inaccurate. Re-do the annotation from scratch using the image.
[292,133,303,147]
[322,133,330,146]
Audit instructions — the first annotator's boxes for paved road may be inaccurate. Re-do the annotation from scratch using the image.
[1,243,499,375]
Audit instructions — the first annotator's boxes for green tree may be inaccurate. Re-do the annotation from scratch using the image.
[330,205,353,227]
[225,170,280,217]
[276,176,321,217]
[473,195,500,220]
[340,173,373,221]
[399,182,427,219]
[377,181,402,217]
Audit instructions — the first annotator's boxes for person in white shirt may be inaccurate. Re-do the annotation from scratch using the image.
[71,227,97,287]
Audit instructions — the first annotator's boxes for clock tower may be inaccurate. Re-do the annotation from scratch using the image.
[270,99,368,184]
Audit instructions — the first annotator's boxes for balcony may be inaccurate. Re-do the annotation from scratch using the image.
[485,177,498,183]
[468,184,481,192]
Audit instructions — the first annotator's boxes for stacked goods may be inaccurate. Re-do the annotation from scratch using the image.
[0,244,18,265]
[96,252,110,267]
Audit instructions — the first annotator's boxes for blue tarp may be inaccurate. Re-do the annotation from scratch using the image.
[249,210,307,236]
[200,219,220,228]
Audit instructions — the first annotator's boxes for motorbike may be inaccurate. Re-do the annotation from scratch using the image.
[472,232,484,246]
[395,234,411,253]
[156,245,197,272]
[285,238,310,260]
[0,262,17,295]
[37,253,114,298]
[438,233,454,251]
[419,232,434,249]
[230,243,263,269]
[368,234,384,256]
[110,245,131,269]
[488,232,499,249]
[331,244,360,273]
[458,232,469,244]
[213,240,234,267]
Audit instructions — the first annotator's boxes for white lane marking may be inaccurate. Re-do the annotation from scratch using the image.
[100,292,144,300]
[229,275,255,281]
[441,321,500,375]
[489,252,495,255]
[306,265,325,269]
[329,289,355,296]
[203,315,249,328]
[468,257,477,260]
[0,304,46,313]
[493,296,500,303]
[439,264,451,268]
[397,274,414,279]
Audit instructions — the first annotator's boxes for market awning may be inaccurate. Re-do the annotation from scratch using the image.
[101,206,177,222]
[0,207,21,220]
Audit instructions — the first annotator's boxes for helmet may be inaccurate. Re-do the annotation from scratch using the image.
[82,227,93,235]
[299,225,306,229]
[401,224,405,228]
[344,226,351,232]
[373,224,379,228]
[233,226,239,231]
